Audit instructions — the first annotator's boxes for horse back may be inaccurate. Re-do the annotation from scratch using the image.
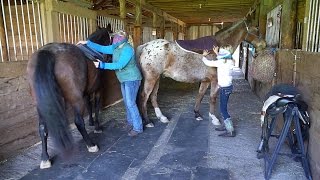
[139,39,216,83]
[28,43,90,100]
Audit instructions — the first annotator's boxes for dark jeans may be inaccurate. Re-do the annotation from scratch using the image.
[219,85,233,120]
[120,80,143,132]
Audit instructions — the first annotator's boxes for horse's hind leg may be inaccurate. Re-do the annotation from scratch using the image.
[38,116,51,169]
[85,95,94,126]
[72,99,99,152]
[150,79,169,123]
[141,77,159,128]
[93,92,102,133]
[194,82,210,121]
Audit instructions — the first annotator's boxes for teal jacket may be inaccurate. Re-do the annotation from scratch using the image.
[87,40,142,83]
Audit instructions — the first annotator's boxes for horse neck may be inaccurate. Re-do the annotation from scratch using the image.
[215,27,247,50]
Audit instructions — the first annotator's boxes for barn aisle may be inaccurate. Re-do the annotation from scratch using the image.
[1,69,307,180]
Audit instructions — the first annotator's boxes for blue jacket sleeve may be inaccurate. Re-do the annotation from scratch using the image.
[99,45,134,70]
[87,40,114,54]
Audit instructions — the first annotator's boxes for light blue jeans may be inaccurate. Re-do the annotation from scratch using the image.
[120,80,143,133]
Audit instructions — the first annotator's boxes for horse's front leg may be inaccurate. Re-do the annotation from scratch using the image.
[194,82,210,121]
[209,80,220,125]
[38,119,51,169]
[150,79,169,123]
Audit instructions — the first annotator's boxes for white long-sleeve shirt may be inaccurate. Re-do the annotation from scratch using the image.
[202,57,234,87]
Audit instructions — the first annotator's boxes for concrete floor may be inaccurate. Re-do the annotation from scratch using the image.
[0,69,308,180]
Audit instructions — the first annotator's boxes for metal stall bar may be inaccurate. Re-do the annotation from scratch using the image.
[70,15,74,44]
[36,1,43,46]
[20,0,29,58]
[314,0,320,52]
[310,0,317,52]
[13,0,23,59]
[73,15,76,44]
[7,0,17,61]
[1,0,10,61]
[31,0,39,49]
[26,0,34,53]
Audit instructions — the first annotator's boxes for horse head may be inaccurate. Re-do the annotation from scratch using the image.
[87,25,113,62]
[215,18,266,52]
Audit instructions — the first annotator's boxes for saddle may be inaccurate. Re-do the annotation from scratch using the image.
[77,44,105,61]
[175,36,218,54]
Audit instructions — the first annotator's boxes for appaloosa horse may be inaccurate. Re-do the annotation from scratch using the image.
[137,18,266,127]
[27,27,112,169]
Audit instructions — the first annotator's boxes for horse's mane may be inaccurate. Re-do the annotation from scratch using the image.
[215,19,245,37]
[87,27,112,46]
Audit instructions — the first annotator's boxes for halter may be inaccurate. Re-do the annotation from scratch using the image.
[243,19,260,41]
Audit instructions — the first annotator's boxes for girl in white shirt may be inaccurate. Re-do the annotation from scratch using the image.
[202,45,235,137]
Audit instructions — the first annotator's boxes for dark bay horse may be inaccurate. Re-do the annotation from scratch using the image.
[137,18,266,127]
[26,27,112,169]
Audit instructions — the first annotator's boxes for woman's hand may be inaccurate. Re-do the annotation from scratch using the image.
[203,50,209,56]
[213,46,219,55]
[93,59,101,68]
[77,41,88,45]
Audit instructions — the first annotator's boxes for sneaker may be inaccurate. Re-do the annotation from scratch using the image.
[128,130,141,137]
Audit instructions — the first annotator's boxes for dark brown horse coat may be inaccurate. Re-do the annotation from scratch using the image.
[27,27,112,169]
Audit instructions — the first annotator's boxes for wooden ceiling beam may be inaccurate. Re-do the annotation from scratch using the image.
[126,0,186,26]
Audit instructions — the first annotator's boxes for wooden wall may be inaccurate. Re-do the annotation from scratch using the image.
[0,0,121,161]
[252,50,320,180]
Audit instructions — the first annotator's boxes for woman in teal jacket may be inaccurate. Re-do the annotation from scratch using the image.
[78,30,143,137]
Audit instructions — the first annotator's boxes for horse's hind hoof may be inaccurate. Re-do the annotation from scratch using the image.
[160,116,169,123]
[87,145,99,152]
[40,160,51,169]
[195,117,203,121]
[145,123,154,128]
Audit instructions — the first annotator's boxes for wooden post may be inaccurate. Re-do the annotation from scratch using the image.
[160,17,165,39]
[280,0,297,49]
[133,2,142,49]
[258,0,271,39]
[0,7,8,61]
[119,0,127,31]
[40,0,60,43]
[152,12,158,38]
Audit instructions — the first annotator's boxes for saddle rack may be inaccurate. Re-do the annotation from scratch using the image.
[257,97,312,180]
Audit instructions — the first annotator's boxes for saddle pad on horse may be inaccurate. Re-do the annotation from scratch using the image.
[176,36,218,54]
[77,44,104,61]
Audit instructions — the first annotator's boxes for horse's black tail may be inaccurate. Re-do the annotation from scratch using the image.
[33,50,73,152]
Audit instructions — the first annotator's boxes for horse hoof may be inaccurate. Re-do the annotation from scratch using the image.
[160,116,169,123]
[145,123,154,128]
[94,129,103,133]
[87,145,99,152]
[196,117,203,121]
[40,160,51,169]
